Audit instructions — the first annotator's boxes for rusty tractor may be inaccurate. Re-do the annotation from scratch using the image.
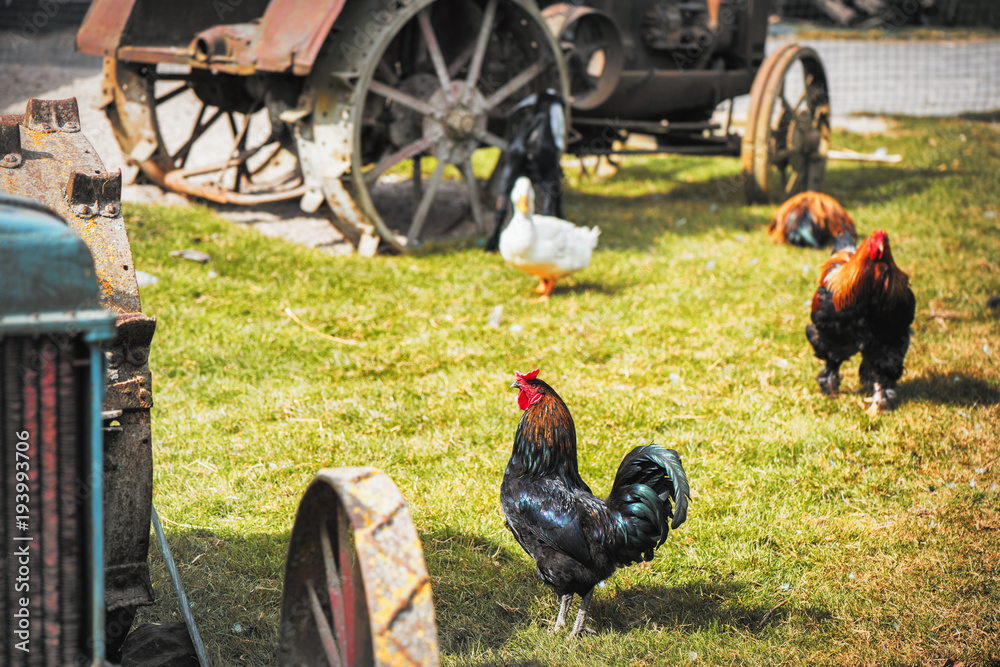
[1,98,439,666]
[1,97,156,665]
[76,0,829,252]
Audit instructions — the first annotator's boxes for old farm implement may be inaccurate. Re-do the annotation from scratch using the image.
[76,0,830,251]
[1,99,439,665]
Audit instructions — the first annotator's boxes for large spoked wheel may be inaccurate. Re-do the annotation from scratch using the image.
[742,44,831,205]
[101,59,304,204]
[278,468,439,667]
[301,0,568,251]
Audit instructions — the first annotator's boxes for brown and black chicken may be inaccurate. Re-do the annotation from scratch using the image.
[806,229,916,413]
[500,369,689,637]
[768,191,858,248]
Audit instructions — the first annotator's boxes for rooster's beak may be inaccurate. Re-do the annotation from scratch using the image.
[510,381,519,389]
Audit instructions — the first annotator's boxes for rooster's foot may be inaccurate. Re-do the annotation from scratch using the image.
[866,384,898,414]
[567,626,596,638]
[817,367,841,397]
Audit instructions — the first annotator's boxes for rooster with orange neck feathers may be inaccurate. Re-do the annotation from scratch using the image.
[768,191,858,248]
[807,229,916,413]
[500,369,689,636]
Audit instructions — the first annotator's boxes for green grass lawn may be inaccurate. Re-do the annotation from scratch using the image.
[128,115,999,666]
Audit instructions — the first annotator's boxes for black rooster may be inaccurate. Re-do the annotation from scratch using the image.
[500,369,690,636]
[485,90,565,252]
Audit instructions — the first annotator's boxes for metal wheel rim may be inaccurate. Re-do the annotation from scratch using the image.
[316,0,567,251]
[742,45,830,205]
[278,467,439,667]
[103,59,304,205]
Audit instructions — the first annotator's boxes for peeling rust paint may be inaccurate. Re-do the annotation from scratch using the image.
[0,97,156,637]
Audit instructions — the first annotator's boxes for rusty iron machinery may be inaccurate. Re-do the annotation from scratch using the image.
[77,0,829,250]
[540,0,829,204]
[0,97,155,663]
[279,467,440,666]
[2,97,443,664]
[78,0,569,252]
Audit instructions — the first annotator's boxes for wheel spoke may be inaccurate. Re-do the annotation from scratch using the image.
[784,166,800,195]
[792,89,808,114]
[771,148,793,162]
[172,105,223,167]
[319,517,349,658]
[226,112,239,137]
[462,158,485,233]
[376,58,399,87]
[418,9,452,95]
[154,82,190,106]
[336,506,358,666]
[466,0,498,87]
[482,59,548,111]
[408,158,447,245]
[306,580,345,667]
[365,126,445,187]
[368,80,440,119]
[471,126,508,151]
[447,40,477,80]
[779,94,793,118]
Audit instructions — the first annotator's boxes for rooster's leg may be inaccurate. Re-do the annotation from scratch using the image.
[551,594,573,633]
[568,589,596,638]
[541,278,556,297]
[817,362,842,397]
[534,278,548,294]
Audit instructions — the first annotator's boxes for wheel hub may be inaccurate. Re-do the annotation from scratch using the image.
[787,109,820,158]
[445,106,478,139]
[424,82,488,163]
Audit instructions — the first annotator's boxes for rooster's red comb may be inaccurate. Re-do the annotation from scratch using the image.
[514,368,540,383]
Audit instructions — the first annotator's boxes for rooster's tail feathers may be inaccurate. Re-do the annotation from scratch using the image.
[611,445,690,531]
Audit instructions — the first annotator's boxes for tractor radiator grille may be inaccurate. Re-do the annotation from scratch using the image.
[2,333,89,666]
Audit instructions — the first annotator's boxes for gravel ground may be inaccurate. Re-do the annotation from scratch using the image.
[3,28,998,252]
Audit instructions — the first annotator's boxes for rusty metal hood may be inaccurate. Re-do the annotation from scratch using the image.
[77,0,348,75]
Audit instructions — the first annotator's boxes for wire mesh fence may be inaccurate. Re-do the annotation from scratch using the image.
[772,0,1000,29]
[770,0,1000,117]
[1,0,998,119]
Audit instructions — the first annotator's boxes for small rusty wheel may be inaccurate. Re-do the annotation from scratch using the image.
[101,59,304,204]
[278,468,439,667]
[298,0,568,251]
[741,44,831,205]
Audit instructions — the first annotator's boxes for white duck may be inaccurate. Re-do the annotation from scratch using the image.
[499,177,600,297]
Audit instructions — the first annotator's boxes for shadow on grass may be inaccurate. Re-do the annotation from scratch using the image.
[552,280,626,297]
[595,580,829,635]
[900,370,1000,407]
[823,166,954,208]
[424,528,828,656]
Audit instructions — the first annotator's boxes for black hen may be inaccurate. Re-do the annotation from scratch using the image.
[485,90,565,252]
[500,369,689,636]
